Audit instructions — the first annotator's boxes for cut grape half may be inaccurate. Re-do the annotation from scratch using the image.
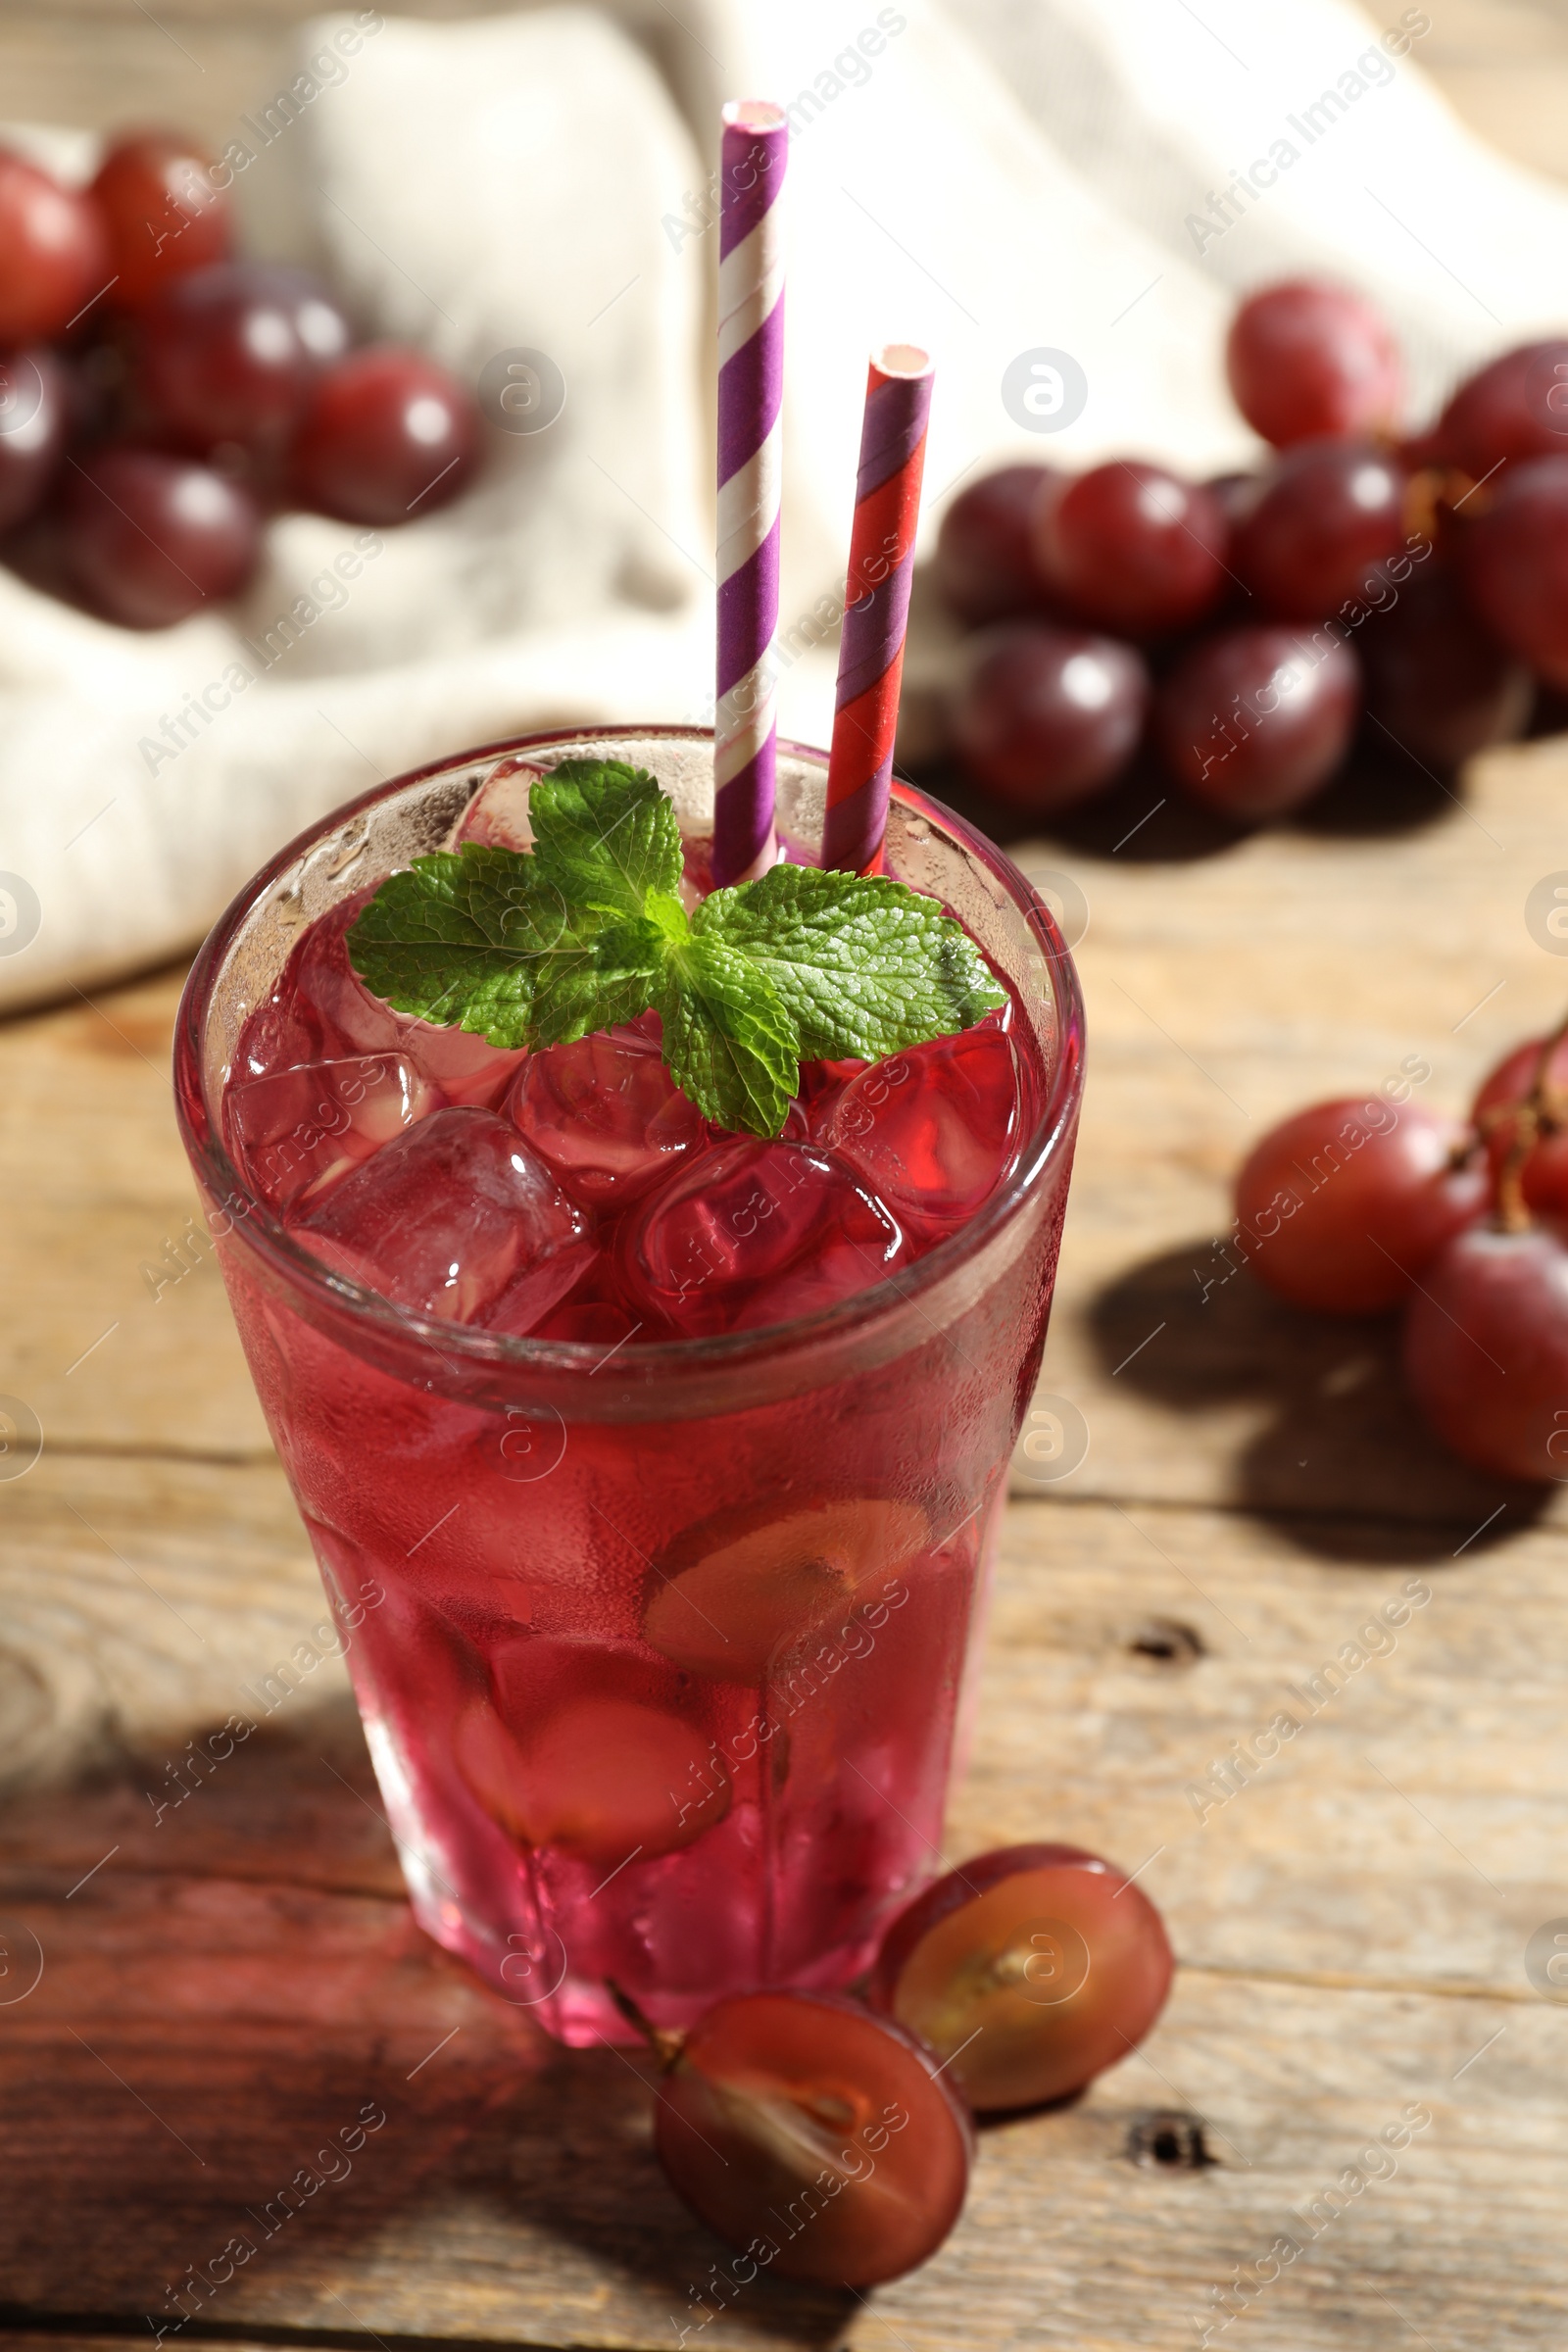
[653,1990,972,2285]
[643,1496,930,1681]
[455,1691,729,1862]
[869,1841,1174,2112]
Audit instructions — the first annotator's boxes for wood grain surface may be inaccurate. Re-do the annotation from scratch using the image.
[5,5,1568,2350]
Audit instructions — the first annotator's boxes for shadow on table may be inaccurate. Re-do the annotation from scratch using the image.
[911,730,1466,867]
[1086,1243,1548,1562]
[0,1692,849,2349]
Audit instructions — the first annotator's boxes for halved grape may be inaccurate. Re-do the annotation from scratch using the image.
[1234,1098,1485,1313]
[455,1691,729,1862]
[868,1842,1173,2113]
[643,1497,929,1681]
[1226,280,1402,449]
[653,1990,972,2284]
[1402,1224,1568,1483]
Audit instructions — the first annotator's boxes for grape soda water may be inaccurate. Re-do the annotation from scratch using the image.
[175,731,1083,2042]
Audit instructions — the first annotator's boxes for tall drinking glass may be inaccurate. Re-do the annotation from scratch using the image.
[173,727,1084,2044]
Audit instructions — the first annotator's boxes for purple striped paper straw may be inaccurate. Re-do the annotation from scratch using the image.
[713,100,787,887]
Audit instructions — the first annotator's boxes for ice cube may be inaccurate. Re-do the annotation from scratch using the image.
[454,756,542,851]
[400,1018,528,1110]
[226,1052,439,1210]
[292,1105,590,1323]
[626,1138,907,1337]
[289,890,405,1058]
[507,1025,706,1206]
[814,1026,1022,1234]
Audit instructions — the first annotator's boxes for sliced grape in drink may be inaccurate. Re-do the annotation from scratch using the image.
[642,1495,931,1681]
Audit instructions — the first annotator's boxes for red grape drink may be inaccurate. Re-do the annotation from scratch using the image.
[174,729,1083,2044]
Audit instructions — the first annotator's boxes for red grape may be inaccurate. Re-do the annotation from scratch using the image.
[138,260,348,457]
[1226,279,1402,449]
[1234,1097,1486,1313]
[290,345,479,524]
[1462,456,1568,687]
[951,621,1148,811]
[935,464,1054,622]
[868,1843,1173,2113]
[59,447,261,627]
[1472,1035,1568,1218]
[1435,339,1568,479]
[1153,623,1359,820]
[652,1990,971,2284]
[0,348,68,533]
[1034,460,1228,634]
[1359,564,1532,767]
[89,132,230,311]
[1402,1224,1568,1483]
[0,149,110,342]
[1234,440,1408,619]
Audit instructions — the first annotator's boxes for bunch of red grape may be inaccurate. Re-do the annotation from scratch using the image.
[937,279,1568,825]
[625,1839,1172,2286]
[1236,1019,1568,1482]
[0,132,480,628]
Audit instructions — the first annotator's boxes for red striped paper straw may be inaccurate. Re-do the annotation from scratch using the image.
[713,100,787,887]
[822,345,935,875]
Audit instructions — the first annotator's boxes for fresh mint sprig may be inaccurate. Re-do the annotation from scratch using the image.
[347,758,1004,1138]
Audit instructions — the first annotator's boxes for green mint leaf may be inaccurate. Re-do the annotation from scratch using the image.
[347,843,585,1048]
[347,764,1008,1145]
[693,863,1004,1062]
[527,913,667,1048]
[529,758,684,918]
[657,935,799,1136]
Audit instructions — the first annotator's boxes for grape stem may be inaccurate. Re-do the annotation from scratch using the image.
[1485,1008,1568,1233]
[605,1977,684,2069]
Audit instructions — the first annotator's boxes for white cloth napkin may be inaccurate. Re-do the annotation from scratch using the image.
[2,0,1564,1009]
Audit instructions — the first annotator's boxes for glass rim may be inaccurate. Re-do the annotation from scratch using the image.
[173,723,1086,1385]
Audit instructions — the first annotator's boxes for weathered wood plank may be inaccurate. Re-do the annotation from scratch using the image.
[1,1835,1561,2352]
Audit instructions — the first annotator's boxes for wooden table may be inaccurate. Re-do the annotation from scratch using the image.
[6,5,1568,2349]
